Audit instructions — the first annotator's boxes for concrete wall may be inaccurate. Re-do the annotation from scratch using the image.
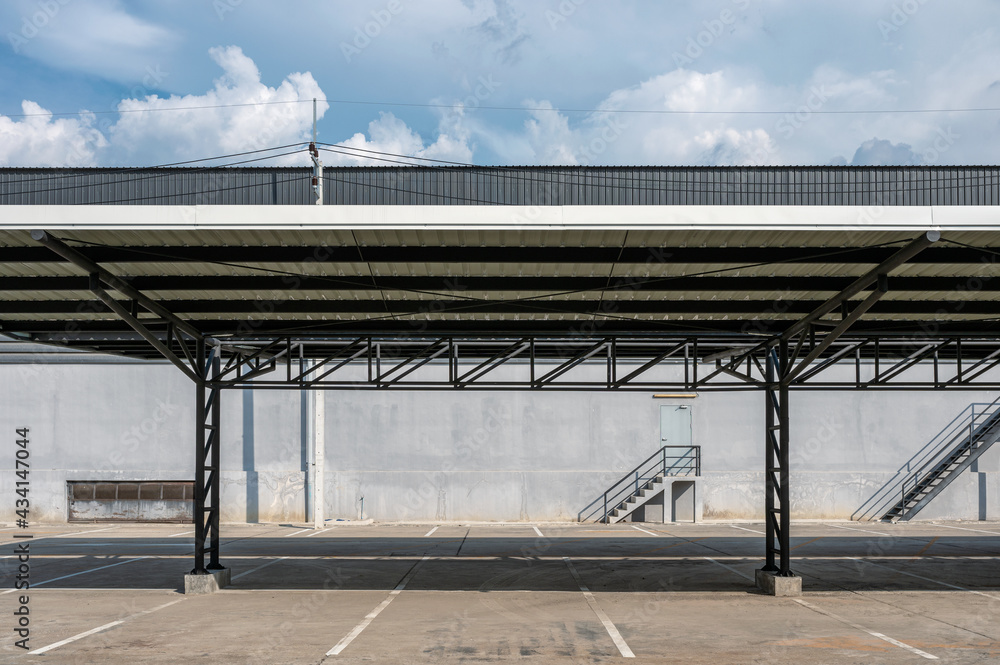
[1,359,997,523]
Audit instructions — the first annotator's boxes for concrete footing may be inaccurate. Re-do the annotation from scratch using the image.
[184,568,231,594]
[755,569,801,596]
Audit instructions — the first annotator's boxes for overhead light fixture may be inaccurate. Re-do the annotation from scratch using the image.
[652,393,699,399]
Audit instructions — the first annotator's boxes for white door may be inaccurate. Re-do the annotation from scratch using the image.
[660,405,692,447]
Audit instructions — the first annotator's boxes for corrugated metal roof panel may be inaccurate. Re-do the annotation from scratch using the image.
[1,166,998,206]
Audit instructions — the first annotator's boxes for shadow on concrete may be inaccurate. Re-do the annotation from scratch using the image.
[6,535,999,594]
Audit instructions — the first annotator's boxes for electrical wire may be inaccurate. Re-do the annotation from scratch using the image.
[4,98,1000,119]
[0,143,310,190]
[2,150,309,200]
[318,142,1000,200]
[3,138,997,204]
[54,236,918,307]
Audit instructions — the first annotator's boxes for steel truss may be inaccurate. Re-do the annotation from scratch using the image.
[204,333,1000,391]
[25,228,1000,592]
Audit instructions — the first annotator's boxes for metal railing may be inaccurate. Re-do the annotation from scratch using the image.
[853,396,1000,521]
[579,445,700,523]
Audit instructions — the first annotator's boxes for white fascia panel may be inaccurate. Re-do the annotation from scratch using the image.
[1,204,997,231]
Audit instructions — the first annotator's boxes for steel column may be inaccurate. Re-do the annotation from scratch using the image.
[763,341,793,576]
[192,340,223,575]
[777,340,792,576]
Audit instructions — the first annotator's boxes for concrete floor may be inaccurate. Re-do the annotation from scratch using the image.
[0,521,999,664]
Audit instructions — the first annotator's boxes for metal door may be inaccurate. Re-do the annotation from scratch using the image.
[660,405,692,446]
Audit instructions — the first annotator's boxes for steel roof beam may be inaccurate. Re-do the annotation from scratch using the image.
[1,245,992,265]
[2,298,996,316]
[29,231,204,341]
[3,274,998,293]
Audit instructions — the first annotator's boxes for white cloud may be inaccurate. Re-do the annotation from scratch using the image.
[0,45,478,168]
[106,46,325,165]
[0,101,107,167]
[3,0,176,82]
[329,112,473,166]
[849,138,920,166]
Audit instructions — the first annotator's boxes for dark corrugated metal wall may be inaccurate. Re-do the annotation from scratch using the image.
[1,166,998,206]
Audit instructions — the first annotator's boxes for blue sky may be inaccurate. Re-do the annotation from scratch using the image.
[1,0,999,167]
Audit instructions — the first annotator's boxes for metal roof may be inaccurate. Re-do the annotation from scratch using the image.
[0,166,997,363]
[2,165,999,206]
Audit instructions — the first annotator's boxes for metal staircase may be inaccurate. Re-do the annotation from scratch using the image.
[578,446,700,523]
[878,398,1000,522]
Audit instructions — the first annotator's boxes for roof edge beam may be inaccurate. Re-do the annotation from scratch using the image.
[29,230,204,342]
[785,278,889,384]
[779,231,940,343]
[89,281,201,383]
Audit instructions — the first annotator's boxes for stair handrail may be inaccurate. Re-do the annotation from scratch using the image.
[853,395,1000,521]
[578,445,700,523]
[895,399,1000,519]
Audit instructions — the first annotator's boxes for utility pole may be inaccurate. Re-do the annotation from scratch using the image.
[310,98,323,205]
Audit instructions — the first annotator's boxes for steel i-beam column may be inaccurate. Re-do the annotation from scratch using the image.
[207,349,223,570]
[193,338,208,575]
[762,348,779,573]
[757,340,800,595]
[189,339,227,590]
[777,338,791,577]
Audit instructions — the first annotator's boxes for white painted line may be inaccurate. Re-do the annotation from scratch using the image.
[730,525,766,535]
[50,526,120,538]
[166,530,193,538]
[532,526,544,538]
[1,556,151,594]
[0,525,120,546]
[563,557,635,658]
[44,543,189,547]
[327,556,429,656]
[231,557,290,581]
[283,528,314,538]
[703,557,754,582]
[29,619,125,654]
[29,598,185,655]
[304,529,329,538]
[424,526,439,538]
[631,525,659,537]
[933,524,1000,536]
[848,557,1000,600]
[828,524,892,537]
[793,598,938,660]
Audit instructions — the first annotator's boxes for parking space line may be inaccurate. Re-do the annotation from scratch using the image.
[305,529,329,538]
[1,556,151,595]
[630,525,659,537]
[933,524,1000,535]
[532,526,544,538]
[848,557,1000,600]
[703,557,754,582]
[828,524,892,537]
[792,598,938,660]
[283,528,314,538]
[166,530,193,538]
[231,556,290,581]
[326,556,429,656]
[0,526,120,546]
[424,526,439,537]
[29,598,186,655]
[730,525,765,535]
[563,557,635,658]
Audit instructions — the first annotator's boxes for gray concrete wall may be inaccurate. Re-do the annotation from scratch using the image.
[1,359,997,523]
